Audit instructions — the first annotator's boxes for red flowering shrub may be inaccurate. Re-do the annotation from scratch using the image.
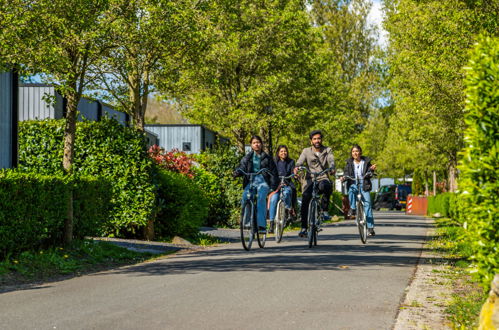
[148,145,195,178]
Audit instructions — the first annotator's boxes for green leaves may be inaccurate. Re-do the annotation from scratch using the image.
[18,118,157,237]
[458,35,499,289]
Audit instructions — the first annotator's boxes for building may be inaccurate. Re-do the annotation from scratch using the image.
[144,124,228,154]
[0,71,18,169]
[18,83,129,126]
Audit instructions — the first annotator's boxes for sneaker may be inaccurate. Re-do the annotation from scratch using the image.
[298,228,307,237]
[323,211,331,221]
[269,221,275,233]
[368,228,375,236]
[348,209,356,218]
[258,226,267,234]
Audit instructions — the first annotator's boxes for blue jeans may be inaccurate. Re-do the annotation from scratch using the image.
[241,175,269,228]
[268,185,292,221]
[348,183,374,228]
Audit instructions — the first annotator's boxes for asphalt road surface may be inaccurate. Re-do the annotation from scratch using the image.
[0,211,431,330]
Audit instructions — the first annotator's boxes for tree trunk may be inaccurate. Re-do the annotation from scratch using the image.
[62,88,78,245]
[448,162,458,193]
[433,171,437,196]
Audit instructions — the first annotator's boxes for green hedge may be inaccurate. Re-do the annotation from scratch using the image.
[18,118,156,237]
[194,145,243,227]
[428,193,452,217]
[154,169,209,238]
[0,171,111,257]
[458,35,499,288]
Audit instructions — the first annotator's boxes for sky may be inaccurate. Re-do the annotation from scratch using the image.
[367,0,389,48]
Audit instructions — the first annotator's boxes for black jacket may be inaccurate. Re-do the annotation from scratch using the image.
[235,151,278,190]
[274,158,296,190]
[344,156,374,192]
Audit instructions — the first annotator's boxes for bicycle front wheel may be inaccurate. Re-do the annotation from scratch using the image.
[240,201,254,251]
[307,200,318,248]
[356,202,367,244]
[275,200,286,243]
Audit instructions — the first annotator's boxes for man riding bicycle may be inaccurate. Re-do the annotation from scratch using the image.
[294,130,335,237]
[233,135,278,233]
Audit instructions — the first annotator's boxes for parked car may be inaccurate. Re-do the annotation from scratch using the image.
[374,184,412,211]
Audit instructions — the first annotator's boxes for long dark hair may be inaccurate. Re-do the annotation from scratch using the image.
[274,145,289,162]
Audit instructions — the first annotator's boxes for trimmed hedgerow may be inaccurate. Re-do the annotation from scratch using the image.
[18,118,156,237]
[459,35,499,288]
[0,171,111,257]
[154,169,209,239]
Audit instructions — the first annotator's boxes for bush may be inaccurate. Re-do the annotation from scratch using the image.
[458,35,499,288]
[18,118,156,237]
[0,171,111,257]
[194,145,243,227]
[154,169,209,238]
[428,193,452,217]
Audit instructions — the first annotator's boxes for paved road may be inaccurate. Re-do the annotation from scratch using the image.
[0,211,431,330]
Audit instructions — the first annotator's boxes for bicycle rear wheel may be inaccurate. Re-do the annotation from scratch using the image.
[307,200,317,248]
[356,202,367,244]
[275,200,286,243]
[240,201,254,251]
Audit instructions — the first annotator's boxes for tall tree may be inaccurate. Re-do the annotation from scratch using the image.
[89,0,206,131]
[175,0,317,152]
[383,0,498,190]
[0,0,112,243]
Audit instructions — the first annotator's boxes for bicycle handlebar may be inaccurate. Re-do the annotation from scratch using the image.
[296,166,334,177]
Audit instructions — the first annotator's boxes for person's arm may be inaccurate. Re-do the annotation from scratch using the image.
[233,153,248,177]
[269,157,279,190]
[294,149,307,174]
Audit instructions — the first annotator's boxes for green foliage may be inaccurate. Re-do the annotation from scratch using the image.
[427,193,452,218]
[458,35,499,288]
[328,191,344,217]
[382,0,498,181]
[18,118,156,237]
[194,145,243,227]
[0,171,111,257]
[154,169,209,238]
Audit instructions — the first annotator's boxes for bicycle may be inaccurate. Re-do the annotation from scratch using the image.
[342,173,373,244]
[296,166,334,248]
[237,168,268,251]
[274,174,295,243]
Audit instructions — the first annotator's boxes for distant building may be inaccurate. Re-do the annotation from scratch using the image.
[18,83,129,126]
[144,124,228,154]
[0,71,18,169]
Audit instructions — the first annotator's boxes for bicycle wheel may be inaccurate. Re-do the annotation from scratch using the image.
[275,200,286,243]
[256,217,267,248]
[240,201,254,251]
[356,202,367,244]
[307,200,317,248]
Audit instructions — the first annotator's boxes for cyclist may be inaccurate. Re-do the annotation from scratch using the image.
[341,144,377,236]
[293,130,335,237]
[268,145,296,232]
[233,135,278,233]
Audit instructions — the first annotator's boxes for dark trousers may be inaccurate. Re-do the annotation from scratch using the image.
[301,180,332,229]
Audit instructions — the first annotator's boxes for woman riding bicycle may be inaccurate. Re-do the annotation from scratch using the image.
[268,145,296,232]
[341,144,377,236]
[233,135,278,233]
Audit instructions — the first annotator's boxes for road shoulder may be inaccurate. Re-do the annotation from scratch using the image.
[394,217,452,329]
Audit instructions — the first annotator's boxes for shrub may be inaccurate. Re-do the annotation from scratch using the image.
[154,169,209,238]
[0,171,111,257]
[428,193,452,217]
[149,145,196,178]
[194,145,243,227]
[458,35,499,288]
[18,118,156,237]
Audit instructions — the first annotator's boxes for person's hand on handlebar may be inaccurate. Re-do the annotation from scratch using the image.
[232,169,242,178]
